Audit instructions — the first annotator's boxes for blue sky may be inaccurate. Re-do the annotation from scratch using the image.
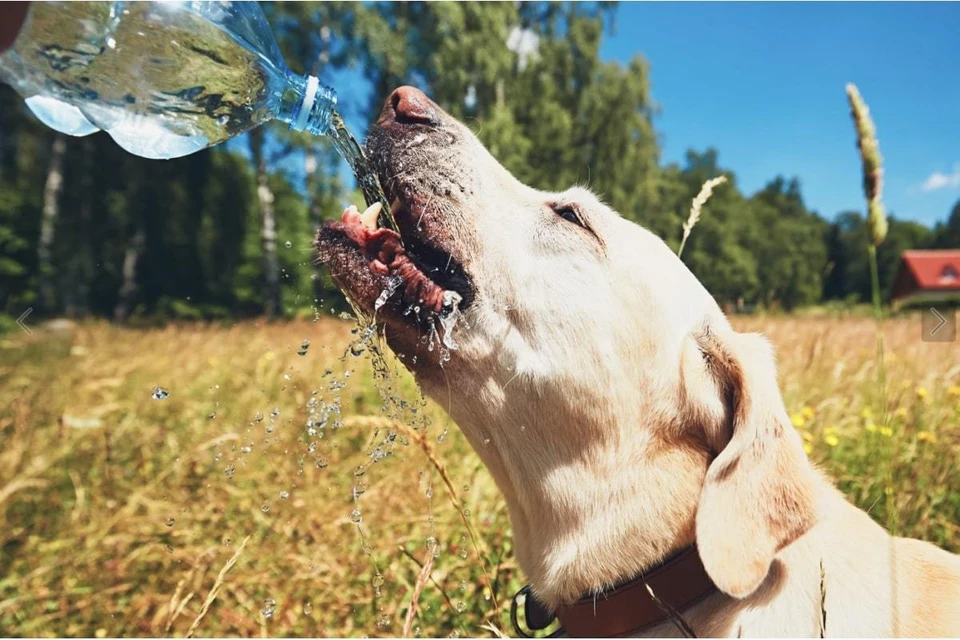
[600,2,960,226]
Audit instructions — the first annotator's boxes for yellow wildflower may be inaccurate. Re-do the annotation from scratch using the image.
[865,421,878,433]
[801,431,814,442]
[894,407,908,419]
[790,413,806,428]
[879,426,893,437]
[802,406,815,420]
[824,433,840,447]
[949,385,960,397]
[917,431,937,444]
[916,387,928,399]
[803,441,813,455]
[884,486,894,496]
[860,407,872,420]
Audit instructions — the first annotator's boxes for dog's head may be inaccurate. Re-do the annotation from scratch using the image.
[317,87,817,604]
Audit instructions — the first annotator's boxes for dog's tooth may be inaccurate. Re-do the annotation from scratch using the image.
[360,202,382,230]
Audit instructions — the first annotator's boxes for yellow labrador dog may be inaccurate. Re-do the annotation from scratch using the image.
[317,87,960,637]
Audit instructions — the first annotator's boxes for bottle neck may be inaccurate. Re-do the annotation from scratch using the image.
[277,72,337,136]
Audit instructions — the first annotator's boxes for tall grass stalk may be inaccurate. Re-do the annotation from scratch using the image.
[677,176,727,258]
[846,83,900,528]
[846,83,887,319]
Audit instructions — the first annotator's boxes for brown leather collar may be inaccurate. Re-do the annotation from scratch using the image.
[513,546,716,637]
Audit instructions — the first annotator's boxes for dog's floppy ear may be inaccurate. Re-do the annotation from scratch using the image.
[693,326,817,599]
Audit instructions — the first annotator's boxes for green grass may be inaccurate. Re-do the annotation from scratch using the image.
[0,316,958,636]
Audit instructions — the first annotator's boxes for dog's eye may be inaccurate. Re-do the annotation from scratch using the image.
[552,204,583,227]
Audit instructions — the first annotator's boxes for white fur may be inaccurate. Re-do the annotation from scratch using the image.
[364,94,960,637]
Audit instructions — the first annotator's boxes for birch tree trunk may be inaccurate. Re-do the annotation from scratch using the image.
[37,136,66,312]
[249,128,281,318]
[112,228,145,323]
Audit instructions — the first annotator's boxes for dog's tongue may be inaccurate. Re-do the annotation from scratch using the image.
[336,204,447,313]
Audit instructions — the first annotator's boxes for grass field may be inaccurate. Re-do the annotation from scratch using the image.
[1,315,958,637]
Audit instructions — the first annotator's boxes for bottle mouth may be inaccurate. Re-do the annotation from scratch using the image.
[295,75,320,131]
[293,75,337,135]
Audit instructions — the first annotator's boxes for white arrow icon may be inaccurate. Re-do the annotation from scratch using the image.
[930,308,946,336]
[16,307,33,335]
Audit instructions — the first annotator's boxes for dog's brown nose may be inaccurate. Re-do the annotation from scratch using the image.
[380,86,440,125]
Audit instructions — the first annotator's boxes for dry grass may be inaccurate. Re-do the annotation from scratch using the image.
[0,315,958,637]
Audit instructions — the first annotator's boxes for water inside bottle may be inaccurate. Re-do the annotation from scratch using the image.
[6,2,300,158]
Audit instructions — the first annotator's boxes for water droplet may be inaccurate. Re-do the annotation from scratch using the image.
[254,412,264,422]
[152,387,169,400]
[374,275,403,312]
[298,339,310,356]
[439,291,463,350]
[350,508,362,523]
[459,548,469,559]
[376,613,391,629]
[455,601,466,613]
[448,631,461,638]
[459,581,467,592]
[279,491,290,500]
[303,601,312,616]
[462,508,471,518]
[240,446,252,454]
[314,457,328,469]
[284,240,293,249]
[261,598,276,619]
[165,517,175,527]
[224,465,235,479]
[372,573,384,588]
[353,480,368,497]
[207,412,217,420]
[164,544,174,554]
[106,36,117,49]
[261,504,270,513]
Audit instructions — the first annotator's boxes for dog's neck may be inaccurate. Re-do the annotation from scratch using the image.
[444,384,712,608]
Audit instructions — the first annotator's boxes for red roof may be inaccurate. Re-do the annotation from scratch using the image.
[900,250,960,290]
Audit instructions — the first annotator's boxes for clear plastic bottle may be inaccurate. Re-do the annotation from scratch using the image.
[0,1,337,159]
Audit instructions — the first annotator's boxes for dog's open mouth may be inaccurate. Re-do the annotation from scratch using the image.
[315,190,473,328]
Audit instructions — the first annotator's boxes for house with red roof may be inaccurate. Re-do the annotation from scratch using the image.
[891,250,960,304]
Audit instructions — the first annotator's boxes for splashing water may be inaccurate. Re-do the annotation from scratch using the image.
[374,275,404,313]
[261,599,276,619]
[438,291,463,351]
[327,111,400,236]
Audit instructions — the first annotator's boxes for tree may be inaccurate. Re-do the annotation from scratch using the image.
[933,199,960,248]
